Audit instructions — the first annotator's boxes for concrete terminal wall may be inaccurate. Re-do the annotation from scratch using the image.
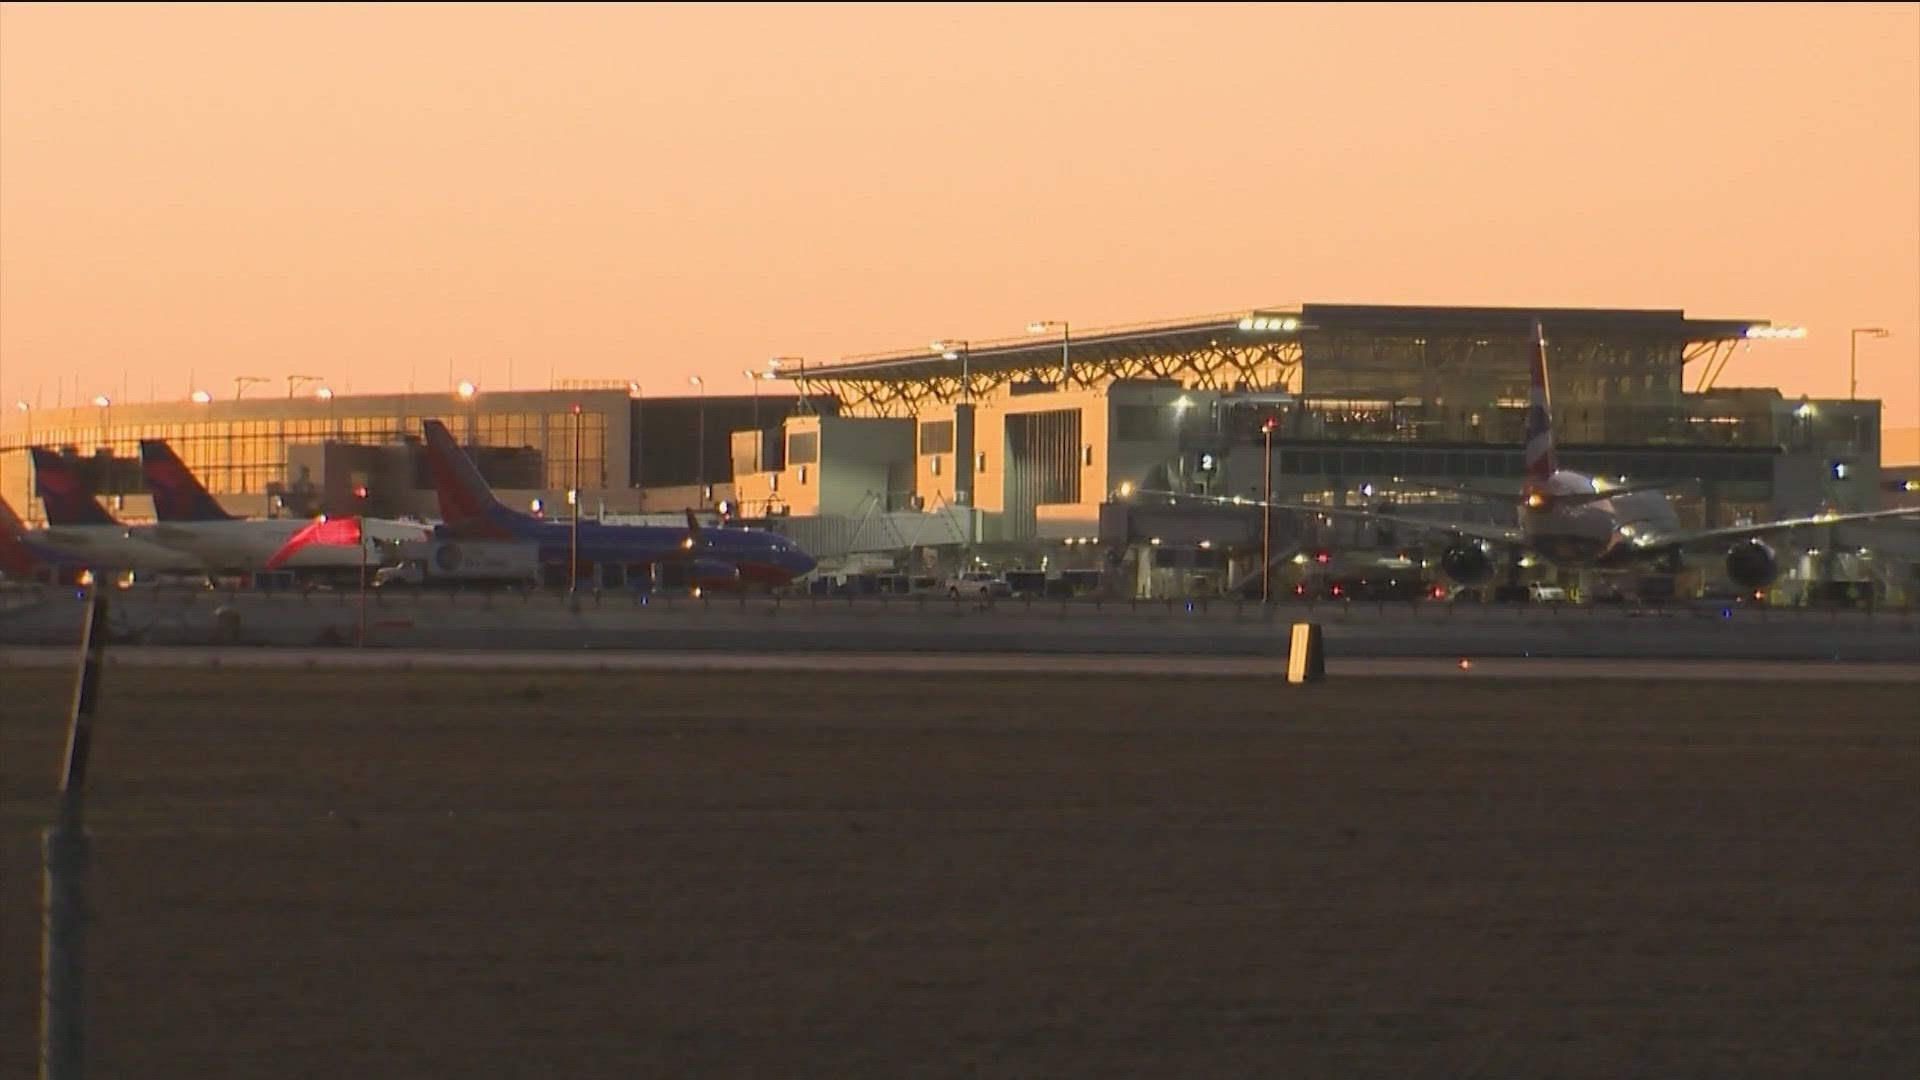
[3,588,1916,661]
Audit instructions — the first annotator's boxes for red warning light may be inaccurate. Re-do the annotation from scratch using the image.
[1330,584,1343,597]
[1293,584,1305,596]
[1314,551,1331,564]
[352,484,369,499]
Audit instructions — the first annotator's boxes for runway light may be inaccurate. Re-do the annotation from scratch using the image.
[1458,659,1472,671]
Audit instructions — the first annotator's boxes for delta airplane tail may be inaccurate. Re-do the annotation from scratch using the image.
[1523,318,1557,485]
[139,440,236,522]
[0,496,44,572]
[29,448,121,527]
[421,419,527,538]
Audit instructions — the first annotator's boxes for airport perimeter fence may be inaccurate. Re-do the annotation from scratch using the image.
[5,582,1917,628]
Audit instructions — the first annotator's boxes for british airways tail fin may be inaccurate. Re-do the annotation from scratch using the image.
[139,439,235,522]
[1523,318,1557,484]
[421,419,528,536]
[29,448,121,527]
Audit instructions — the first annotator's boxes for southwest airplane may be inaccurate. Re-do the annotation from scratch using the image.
[25,448,208,572]
[1151,319,1920,592]
[420,418,816,589]
[137,439,431,578]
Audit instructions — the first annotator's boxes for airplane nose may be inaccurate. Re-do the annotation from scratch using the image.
[790,547,816,576]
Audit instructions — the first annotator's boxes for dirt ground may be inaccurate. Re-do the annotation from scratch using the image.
[2,668,1915,1078]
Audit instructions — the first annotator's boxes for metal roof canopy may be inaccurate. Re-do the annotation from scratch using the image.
[798,304,1767,380]
[779,304,1778,416]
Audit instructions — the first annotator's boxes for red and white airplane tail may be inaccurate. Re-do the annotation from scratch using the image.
[0,496,43,573]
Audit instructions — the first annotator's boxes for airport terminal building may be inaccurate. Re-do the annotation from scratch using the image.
[1,303,1903,599]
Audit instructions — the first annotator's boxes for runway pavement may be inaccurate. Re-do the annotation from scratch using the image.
[4,587,1917,660]
[4,646,1917,681]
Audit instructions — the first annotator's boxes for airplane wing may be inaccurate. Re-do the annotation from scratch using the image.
[1136,490,1524,545]
[1421,478,1692,506]
[1632,507,1920,555]
[40,528,105,546]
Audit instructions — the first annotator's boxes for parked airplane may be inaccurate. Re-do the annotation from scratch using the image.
[0,495,66,578]
[1148,319,1920,592]
[420,418,816,589]
[137,439,430,580]
[26,448,207,572]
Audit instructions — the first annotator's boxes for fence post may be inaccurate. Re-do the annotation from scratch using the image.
[43,583,110,1080]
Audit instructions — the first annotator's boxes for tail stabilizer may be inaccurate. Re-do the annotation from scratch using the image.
[1523,318,1557,484]
[420,419,525,536]
[139,439,235,522]
[29,448,121,527]
[0,496,44,572]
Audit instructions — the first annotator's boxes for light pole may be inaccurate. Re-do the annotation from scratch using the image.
[286,374,322,399]
[930,339,971,404]
[769,356,809,414]
[569,403,582,592]
[628,382,644,507]
[1027,320,1071,385]
[742,369,763,430]
[91,396,111,454]
[455,380,478,443]
[1849,327,1889,401]
[316,387,336,439]
[15,401,29,450]
[1262,415,1276,603]
[689,375,706,505]
[234,376,267,401]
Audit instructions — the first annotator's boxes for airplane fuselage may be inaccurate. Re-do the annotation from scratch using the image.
[1519,470,1684,567]
[24,524,206,572]
[439,517,815,587]
[135,518,431,572]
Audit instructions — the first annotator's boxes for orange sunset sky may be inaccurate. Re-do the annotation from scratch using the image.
[2,2,1916,428]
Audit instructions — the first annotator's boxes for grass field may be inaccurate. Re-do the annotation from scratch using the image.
[3,669,1916,1078]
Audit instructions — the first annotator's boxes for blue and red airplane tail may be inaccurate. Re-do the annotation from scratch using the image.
[139,439,235,522]
[29,448,121,527]
[420,419,527,539]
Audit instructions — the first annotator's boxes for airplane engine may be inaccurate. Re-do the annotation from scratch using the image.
[1438,539,1496,586]
[1724,539,1779,591]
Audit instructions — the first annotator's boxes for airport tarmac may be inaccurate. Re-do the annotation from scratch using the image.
[4,645,1918,681]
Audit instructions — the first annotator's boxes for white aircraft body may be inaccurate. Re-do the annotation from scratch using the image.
[1154,319,1920,591]
[137,439,430,574]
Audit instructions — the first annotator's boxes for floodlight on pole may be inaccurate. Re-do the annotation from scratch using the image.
[1027,320,1071,384]
[689,375,708,501]
[743,369,765,429]
[769,357,810,413]
[286,374,323,399]
[1849,327,1890,401]
[930,339,972,403]
[233,376,267,400]
[190,390,213,405]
